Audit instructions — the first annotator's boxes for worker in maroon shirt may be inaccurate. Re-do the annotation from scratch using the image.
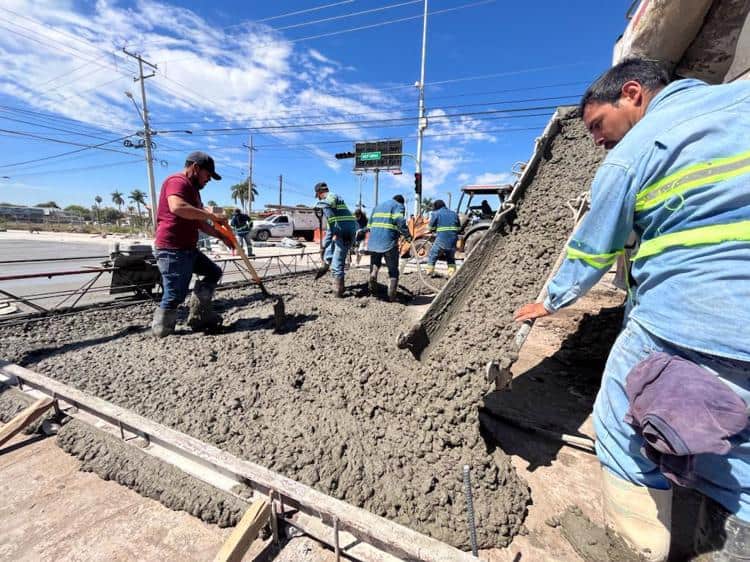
[151,151,232,337]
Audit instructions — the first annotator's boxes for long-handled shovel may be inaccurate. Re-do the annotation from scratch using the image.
[215,222,286,332]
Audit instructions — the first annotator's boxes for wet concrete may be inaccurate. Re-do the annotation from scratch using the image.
[0,108,605,551]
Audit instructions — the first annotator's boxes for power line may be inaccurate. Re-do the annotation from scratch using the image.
[8,158,144,178]
[0,133,136,169]
[273,0,422,31]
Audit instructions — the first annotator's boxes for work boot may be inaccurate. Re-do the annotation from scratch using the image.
[368,266,380,295]
[151,307,177,337]
[694,495,750,561]
[447,264,457,277]
[333,277,345,298]
[601,468,672,562]
[387,278,398,302]
[187,281,222,332]
[424,264,435,277]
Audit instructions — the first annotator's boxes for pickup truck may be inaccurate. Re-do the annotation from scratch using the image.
[250,212,319,242]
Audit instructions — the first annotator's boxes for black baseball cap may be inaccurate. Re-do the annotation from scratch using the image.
[314,181,329,193]
[186,151,222,180]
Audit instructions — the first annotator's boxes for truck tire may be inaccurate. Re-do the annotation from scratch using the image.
[256,229,270,242]
[463,228,487,257]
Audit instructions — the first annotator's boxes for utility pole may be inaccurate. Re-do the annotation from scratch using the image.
[414,0,429,217]
[357,173,363,208]
[123,48,158,230]
[244,135,257,213]
[278,174,283,206]
[373,169,380,207]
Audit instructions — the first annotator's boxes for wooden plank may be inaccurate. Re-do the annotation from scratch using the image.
[213,499,271,562]
[0,396,54,448]
[0,361,476,562]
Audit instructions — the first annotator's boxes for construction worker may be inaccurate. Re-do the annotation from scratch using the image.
[367,194,410,301]
[151,151,233,337]
[314,181,357,297]
[353,207,369,265]
[514,58,750,561]
[230,208,253,256]
[426,199,460,277]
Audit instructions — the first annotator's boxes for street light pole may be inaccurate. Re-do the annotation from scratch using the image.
[414,0,429,217]
[123,48,158,230]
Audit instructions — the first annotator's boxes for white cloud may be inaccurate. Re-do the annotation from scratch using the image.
[474,172,515,185]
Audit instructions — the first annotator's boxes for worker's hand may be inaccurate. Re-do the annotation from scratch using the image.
[513,302,551,323]
[211,212,228,225]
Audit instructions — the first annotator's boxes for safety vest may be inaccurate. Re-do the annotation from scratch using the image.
[320,193,357,234]
[567,149,750,267]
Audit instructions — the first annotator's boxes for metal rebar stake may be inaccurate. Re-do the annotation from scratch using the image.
[463,464,479,557]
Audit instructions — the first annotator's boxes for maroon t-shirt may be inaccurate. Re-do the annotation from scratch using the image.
[154,173,203,249]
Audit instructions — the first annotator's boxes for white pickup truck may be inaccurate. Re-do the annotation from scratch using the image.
[250,211,320,242]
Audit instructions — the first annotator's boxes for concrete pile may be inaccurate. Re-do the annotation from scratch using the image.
[0,108,605,550]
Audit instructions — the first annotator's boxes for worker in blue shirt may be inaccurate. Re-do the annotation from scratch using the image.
[314,181,357,297]
[229,208,253,256]
[515,58,750,561]
[426,199,460,277]
[366,194,410,301]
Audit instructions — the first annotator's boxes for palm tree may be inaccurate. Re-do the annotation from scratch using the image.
[111,190,124,212]
[94,195,102,222]
[206,200,218,207]
[129,189,147,226]
[231,180,259,213]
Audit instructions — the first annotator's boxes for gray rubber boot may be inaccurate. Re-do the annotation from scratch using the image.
[387,278,398,302]
[187,281,222,332]
[694,495,750,561]
[152,307,177,338]
[368,266,380,295]
[333,277,345,298]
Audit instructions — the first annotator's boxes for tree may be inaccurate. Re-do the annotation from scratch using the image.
[64,205,92,221]
[35,201,59,208]
[129,189,147,225]
[206,200,218,207]
[420,196,434,214]
[111,190,124,212]
[230,180,258,213]
[94,195,103,222]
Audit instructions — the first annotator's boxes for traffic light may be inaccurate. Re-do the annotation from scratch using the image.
[414,172,422,195]
[335,151,355,160]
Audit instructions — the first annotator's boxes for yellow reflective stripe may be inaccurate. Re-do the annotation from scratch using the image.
[370,221,398,230]
[436,226,459,232]
[327,215,356,223]
[566,246,622,269]
[634,220,750,260]
[636,150,750,212]
[372,212,404,219]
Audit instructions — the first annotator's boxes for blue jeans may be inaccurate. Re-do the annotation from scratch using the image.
[324,237,352,279]
[370,246,400,278]
[427,240,456,266]
[594,319,750,520]
[233,230,252,253]
[156,249,222,310]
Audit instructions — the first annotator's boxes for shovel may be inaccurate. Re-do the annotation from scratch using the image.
[214,222,286,332]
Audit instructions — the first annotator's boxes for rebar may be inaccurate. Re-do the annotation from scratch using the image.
[463,464,479,557]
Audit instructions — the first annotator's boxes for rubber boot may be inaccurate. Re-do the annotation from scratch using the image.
[447,264,456,277]
[368,266,380,295]
[333,277,345,298]
[387,278,398,302]
[151,307,177,337]
[187,281,222,332]
[694,495,750,561]
[601,468,672,561]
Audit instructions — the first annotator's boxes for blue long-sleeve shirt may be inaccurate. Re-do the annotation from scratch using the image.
[315,192,357,249]
[429,207,460,249]
[367,199,409,253]
[545,78,750,361]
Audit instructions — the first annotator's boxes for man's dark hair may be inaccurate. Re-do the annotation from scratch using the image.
[393,194,405,204]
[433,199,446,211]
[579,58,670,113]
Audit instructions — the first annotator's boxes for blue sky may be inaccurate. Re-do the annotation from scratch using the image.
[0,0,633,213]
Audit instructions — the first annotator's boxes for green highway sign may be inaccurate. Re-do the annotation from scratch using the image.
[359,151,381,160]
